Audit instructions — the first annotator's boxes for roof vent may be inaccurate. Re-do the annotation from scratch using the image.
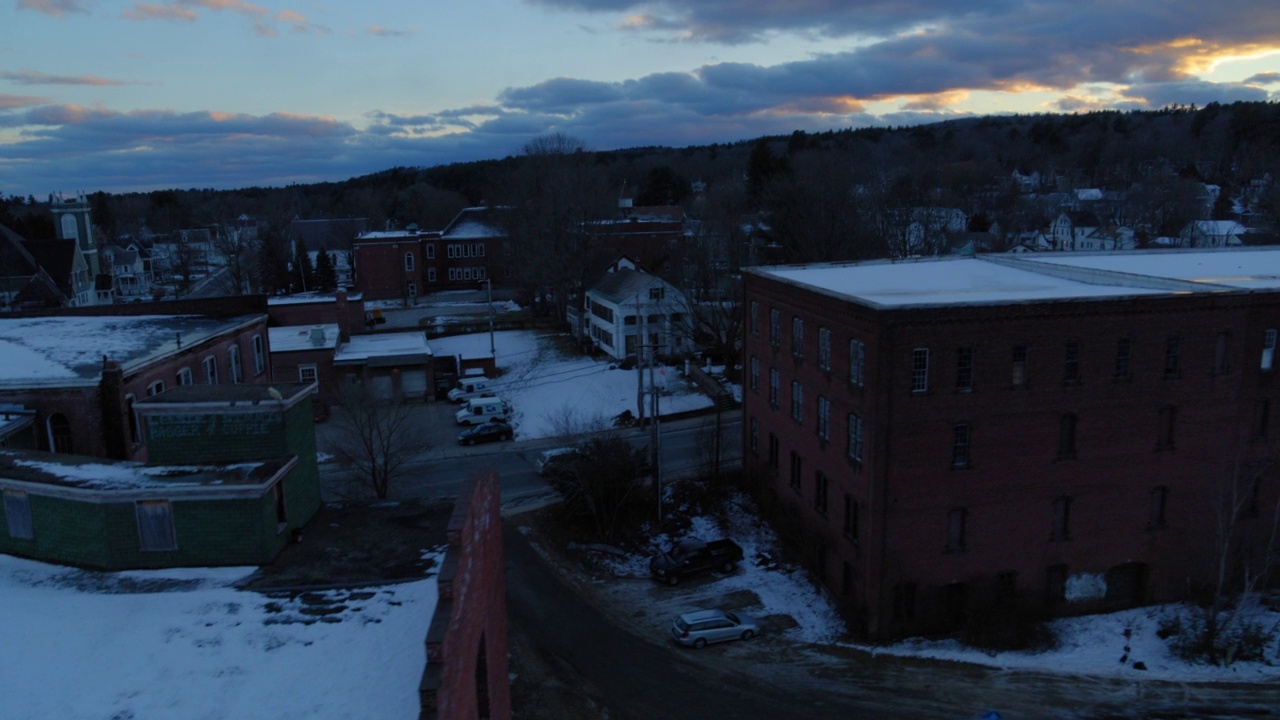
[309,326,326,346]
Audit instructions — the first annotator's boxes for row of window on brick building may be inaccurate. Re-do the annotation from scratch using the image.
[122,335,268,448]
[754,302,1280,392]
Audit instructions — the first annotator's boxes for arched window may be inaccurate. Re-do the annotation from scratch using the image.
[47,413,73,454]
[404,252,415,271]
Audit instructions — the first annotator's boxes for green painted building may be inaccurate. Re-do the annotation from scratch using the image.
[0,384,320,569]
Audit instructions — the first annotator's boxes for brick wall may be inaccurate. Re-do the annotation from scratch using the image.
[744,270,1280,640]
[420,470,510,720]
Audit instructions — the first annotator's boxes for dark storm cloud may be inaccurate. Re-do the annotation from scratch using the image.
[1119,80,1271,107]
[1245,72,1280,85]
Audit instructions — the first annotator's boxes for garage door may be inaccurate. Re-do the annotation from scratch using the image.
[401,370,428,400]
[370,374,394,401]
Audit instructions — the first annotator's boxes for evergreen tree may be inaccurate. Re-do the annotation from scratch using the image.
[314,250,337,291]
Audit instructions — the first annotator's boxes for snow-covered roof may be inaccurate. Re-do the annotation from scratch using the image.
[269,324,340,353]
[266,291,362,306]
[334,332,432,365]
[588,268,675,305]
[751,248,1280,309]
[0,314,264,388]
[0,450,279,492]
[440,207,509,240]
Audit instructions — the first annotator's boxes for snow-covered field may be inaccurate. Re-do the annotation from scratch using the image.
[0,554,441,720]
[429,330,714,440]
[589,492,1280,683]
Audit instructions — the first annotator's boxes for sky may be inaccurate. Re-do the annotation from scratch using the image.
[1,1,1279,196]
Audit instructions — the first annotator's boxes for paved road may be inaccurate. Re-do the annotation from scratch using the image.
[316,401,742,506]
[505,519,1280,720]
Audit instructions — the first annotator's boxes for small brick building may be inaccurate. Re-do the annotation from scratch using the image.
[0,383,321,569]
[743,249,1280,640]
[0,296,273,462]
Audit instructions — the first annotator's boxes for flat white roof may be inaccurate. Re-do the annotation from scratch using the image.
[269,324,340,353]
[334,332,432,364]
[1013,248,1280,291]
[753,248,1280,308]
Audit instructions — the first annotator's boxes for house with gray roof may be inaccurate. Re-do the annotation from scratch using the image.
[582,266,691,361]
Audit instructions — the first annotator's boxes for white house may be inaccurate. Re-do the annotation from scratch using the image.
[582,267,691,361]
[1180,220,1247,248]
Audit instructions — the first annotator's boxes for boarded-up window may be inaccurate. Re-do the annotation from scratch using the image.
[136,500,177,551]
[4,490,34,539]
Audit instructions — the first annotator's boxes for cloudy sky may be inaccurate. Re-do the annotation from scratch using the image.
[2,0,1278,196]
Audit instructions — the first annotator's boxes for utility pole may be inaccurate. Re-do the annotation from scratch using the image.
[483,277,495,358]
[635,293,645,424]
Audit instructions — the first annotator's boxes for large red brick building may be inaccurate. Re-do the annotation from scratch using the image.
[743,249,1280,640]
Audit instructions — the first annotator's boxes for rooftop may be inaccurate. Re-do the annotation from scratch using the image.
[269,324,340,353]
[751,248,1280,309]
[0,450,284,492]
[334,331,432,366]
[0,314,265,388]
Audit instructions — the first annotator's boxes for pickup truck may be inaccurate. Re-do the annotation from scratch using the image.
[648,538,744,586]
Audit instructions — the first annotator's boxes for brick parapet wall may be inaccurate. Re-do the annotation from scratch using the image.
[420,470,510,720]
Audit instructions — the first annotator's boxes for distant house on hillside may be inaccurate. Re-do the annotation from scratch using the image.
[1180,220,1247,248]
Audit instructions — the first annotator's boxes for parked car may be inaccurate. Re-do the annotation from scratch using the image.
[670,608,759,648]
[457,421,514,445]
[649,538,744,585]
[534,447,582,476]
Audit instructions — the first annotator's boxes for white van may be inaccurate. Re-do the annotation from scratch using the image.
[455,397,511,426]
[447,377,494,403]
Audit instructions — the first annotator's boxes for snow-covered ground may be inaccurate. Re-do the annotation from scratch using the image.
[0,553,441,720]
[429,330,714,440]
[589,492,1280,684]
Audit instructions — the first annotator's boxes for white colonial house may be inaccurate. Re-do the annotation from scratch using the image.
[582,267,691,361]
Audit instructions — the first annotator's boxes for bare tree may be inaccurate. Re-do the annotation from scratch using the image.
[210,224,259,296]
[546,435,650,543]
[329,384,428,500]
[1170,450,1280,664]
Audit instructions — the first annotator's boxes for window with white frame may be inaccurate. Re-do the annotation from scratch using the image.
[425,243,435,260]
[911,348,930,393]
[404,252,415,271]
[252,335,265,375]
[850,339,865,387]
[791,380,804,423]
[749,356,759,391]
[4,489,34,540]
[428,267,437,282]
[146,380,165,397]
[792,317,804,357]
[1264,329,1277,371]
[817,396,830,439]
[299,364,318,391]
[203,356,218,384]
[769,308,780,346]
[228,345,243,384]
[136,500,177,551]
[818,327,832,371]
[769,368,780,407]
[176,368,193,386]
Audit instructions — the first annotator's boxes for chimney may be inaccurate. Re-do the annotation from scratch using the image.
[335,289,351,342]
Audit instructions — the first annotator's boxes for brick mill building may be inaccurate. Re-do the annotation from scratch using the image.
[743,248,1280,641]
